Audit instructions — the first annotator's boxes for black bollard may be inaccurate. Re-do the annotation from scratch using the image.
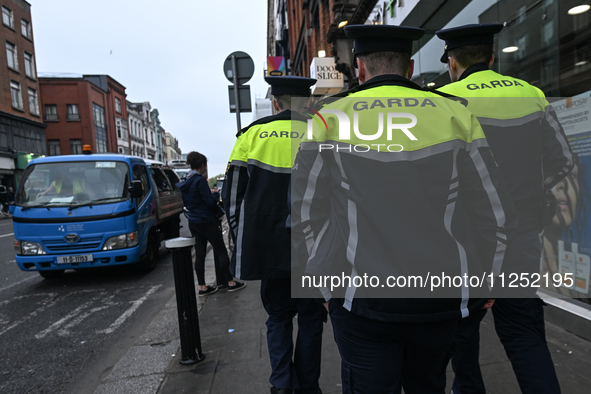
[165,237,206,365]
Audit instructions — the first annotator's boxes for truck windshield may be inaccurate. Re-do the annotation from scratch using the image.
[15,161,130,208]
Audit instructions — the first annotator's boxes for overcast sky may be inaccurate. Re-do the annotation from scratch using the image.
[30,0,269,178]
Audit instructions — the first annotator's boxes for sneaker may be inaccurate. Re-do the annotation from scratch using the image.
[198,285,219,297]
[227,281,246,292]
[216,283,228,290]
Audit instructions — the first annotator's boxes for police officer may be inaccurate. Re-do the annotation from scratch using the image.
[290,25,517,393]
[222,76,326,394]
[436,24,573,394]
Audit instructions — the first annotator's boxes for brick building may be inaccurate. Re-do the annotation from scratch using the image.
[0,0,45,188]
[39,74,128,156]
[270,0,379,88]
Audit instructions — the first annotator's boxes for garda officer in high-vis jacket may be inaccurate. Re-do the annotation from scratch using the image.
[290,25,518,393]
[222,76,326,394]
[436,24,573,394]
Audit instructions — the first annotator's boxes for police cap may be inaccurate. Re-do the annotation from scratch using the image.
[436,23,503,63]
[264,76,317,96]
[344,25,425,57]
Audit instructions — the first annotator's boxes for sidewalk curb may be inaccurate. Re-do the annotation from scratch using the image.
[92,221,225,394]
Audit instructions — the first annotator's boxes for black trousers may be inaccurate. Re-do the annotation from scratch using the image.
[450,230,560,394]
[260,278,326,393]
[330,300,457,394]
[188,222,233,286]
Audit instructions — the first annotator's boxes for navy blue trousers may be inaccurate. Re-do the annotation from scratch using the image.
[260,278,326,394]
[330,300,457,394]
[450,231,560,394]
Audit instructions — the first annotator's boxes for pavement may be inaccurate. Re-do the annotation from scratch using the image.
[92,221,591,394]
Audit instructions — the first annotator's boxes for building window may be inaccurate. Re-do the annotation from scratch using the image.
[516,35,528,60]
[6,41,18,70]
[14,129,42,152]
[45,104,58,121]
[117,123,121,138]
[542,21,554,46]
[67,104,79,120]
[48,140,61,156]
[21,18,31,39]
[93,103,107,153]
[70,139,82,154]
[24,52,34,78]
[115,97,121,113]
[2,6,13,29]
[28,88,39,115]
[10,80,22,109]
[151,132,155,145]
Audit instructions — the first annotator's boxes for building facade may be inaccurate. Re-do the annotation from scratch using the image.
[270,0,378,90]
[165,132,181,164]
[39,74,127,156]
[160,126,167,164]
[127,101,156,159]
[0,0,46,188]
[151,108,165,162]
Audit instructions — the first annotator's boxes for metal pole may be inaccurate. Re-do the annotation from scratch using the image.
[231,54,241,132]
[165,237,205,365]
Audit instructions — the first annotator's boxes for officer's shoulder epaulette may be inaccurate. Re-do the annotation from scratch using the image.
[236,110,308,137]
[427,88,469,107]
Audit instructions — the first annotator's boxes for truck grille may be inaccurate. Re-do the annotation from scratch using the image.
[43,236,103,252]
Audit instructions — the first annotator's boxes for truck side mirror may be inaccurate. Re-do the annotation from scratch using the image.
[129,180,143,199]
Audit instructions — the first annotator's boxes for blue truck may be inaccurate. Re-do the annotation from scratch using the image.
[10,151,184,279]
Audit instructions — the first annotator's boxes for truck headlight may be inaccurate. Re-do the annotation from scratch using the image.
[16,240,46,255]
[103,232,139,250]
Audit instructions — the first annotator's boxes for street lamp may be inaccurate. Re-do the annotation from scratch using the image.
[568,5,590,15]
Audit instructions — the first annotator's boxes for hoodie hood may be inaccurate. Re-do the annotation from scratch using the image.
[176,170,199,192]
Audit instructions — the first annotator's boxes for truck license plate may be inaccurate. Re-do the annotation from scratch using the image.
[57,254,93,264]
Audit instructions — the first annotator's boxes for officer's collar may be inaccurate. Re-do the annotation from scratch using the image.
[320,73,468,107]
[458,63,489,81]
[331,74,423,98]
[236,110,310,137]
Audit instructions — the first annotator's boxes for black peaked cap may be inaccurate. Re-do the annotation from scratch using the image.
[264,76,317,96]
[344,25,425,57]
[436,23,503,63]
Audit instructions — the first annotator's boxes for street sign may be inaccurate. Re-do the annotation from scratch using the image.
[224,51,254,132]
[228,85,252,113]
[223,51,254,85]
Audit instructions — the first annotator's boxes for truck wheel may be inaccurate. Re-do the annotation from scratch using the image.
[39,270,65,279]
[139,235,158,272]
